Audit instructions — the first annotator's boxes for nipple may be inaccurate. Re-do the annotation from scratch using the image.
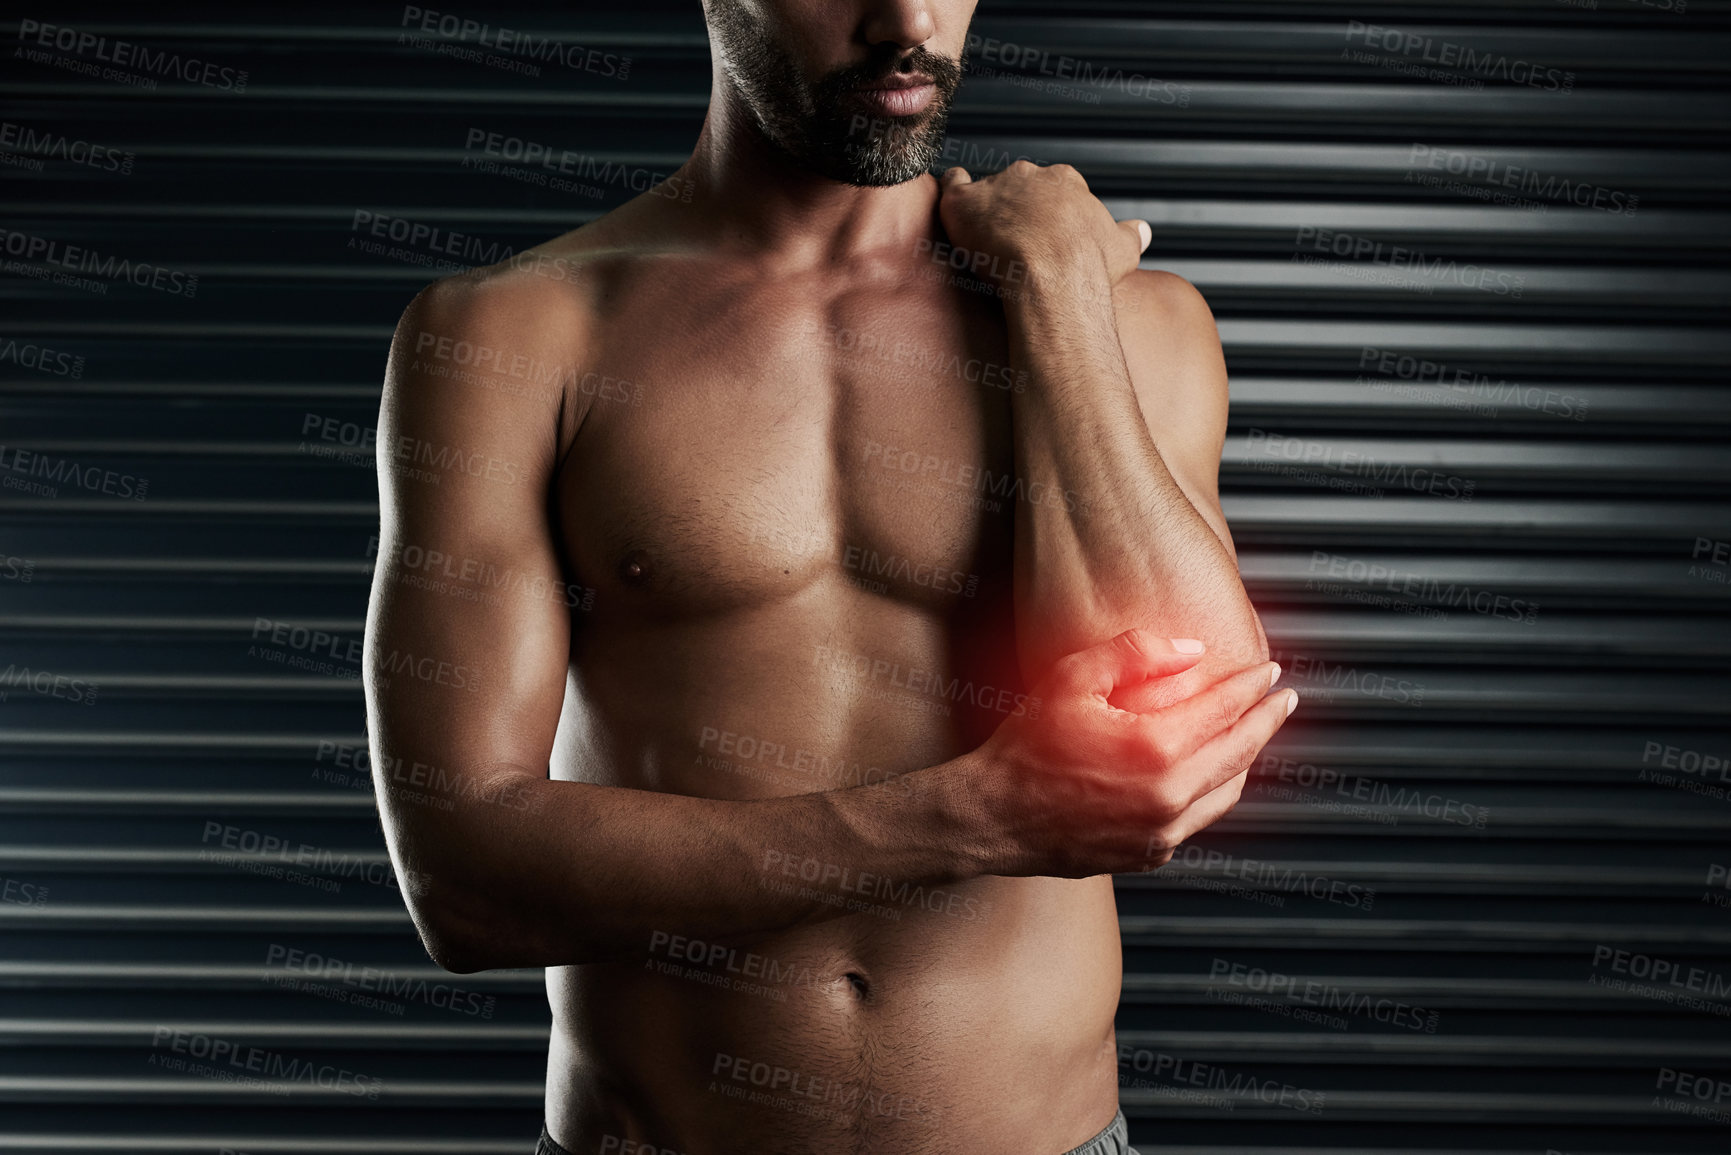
[619,550,650,585]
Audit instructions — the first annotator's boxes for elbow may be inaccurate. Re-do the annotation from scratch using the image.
[402,871,515,973]
[412,902,495,975]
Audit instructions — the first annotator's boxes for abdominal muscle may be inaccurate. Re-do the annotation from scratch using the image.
[541,612,1126,1155]
[544,874,1122,1155]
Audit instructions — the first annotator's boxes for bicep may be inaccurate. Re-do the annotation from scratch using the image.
[364,284,577,822]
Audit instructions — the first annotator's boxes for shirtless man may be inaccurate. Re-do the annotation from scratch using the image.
[363,2,1293,1152]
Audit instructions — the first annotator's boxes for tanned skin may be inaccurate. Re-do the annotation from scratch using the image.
[363,2,1290,1152]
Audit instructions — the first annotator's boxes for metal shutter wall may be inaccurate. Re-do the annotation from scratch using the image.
[2,2,1728,1152]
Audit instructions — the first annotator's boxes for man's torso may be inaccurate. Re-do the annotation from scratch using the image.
[510,188,1124,1155]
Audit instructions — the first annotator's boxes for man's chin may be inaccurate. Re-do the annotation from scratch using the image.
[816,109,949,186]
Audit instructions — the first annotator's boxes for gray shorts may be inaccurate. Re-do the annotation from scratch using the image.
[537,1108,1140,1155]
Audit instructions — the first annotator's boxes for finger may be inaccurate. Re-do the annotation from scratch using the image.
[1105,219,1149,283]
[1169,686,1297,812]
[1137,660,1282,767]
[941,166,973,187]
[1058,628,1206,702]
[1120,219,1151,254]
[1165,768,1249,849]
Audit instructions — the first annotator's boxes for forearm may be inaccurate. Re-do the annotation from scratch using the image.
[394,751,994,972]
[1005,262,1267,689]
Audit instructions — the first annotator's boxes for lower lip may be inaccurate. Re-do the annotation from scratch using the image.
[856,84,936,117]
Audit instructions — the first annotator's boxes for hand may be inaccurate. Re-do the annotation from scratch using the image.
[970,628,1294,878]
[936,161,1150,290]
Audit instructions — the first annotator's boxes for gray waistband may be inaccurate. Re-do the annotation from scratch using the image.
[539,1109,1142,1155]
[1058,1107,1137,1155]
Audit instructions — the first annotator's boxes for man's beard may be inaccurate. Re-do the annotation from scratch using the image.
[706,3,964,187]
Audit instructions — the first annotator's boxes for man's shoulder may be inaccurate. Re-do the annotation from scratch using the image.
[395,239,601,357]
[1114,268,1222,358]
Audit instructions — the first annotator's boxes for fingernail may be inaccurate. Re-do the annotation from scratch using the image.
[1172,638,1204,653]
[1268,662,1281,687]
[1284,690,1299,716]
[1136,220,1151,250]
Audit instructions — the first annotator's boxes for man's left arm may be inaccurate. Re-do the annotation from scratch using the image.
[940,163,1269,705]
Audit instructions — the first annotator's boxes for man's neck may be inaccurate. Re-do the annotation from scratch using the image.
[678,83,940,268]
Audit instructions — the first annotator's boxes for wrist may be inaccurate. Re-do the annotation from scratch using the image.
[928,745,1020,879]
[1005,249,1119,322]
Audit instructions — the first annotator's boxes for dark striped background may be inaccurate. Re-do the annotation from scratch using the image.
[2,2,1729,1152]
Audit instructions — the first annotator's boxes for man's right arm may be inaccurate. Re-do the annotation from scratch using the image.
[364,271,1291,975]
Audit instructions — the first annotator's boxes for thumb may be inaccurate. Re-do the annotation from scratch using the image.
[1059,628,1205,700]
[941,166,973,188]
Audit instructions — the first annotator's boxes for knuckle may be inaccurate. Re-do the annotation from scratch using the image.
[1146,781,1184,819]
[1204,695,1240,734]
[1144,731,1179,771]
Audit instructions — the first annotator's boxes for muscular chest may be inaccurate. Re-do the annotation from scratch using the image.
[557,280,1020,616]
